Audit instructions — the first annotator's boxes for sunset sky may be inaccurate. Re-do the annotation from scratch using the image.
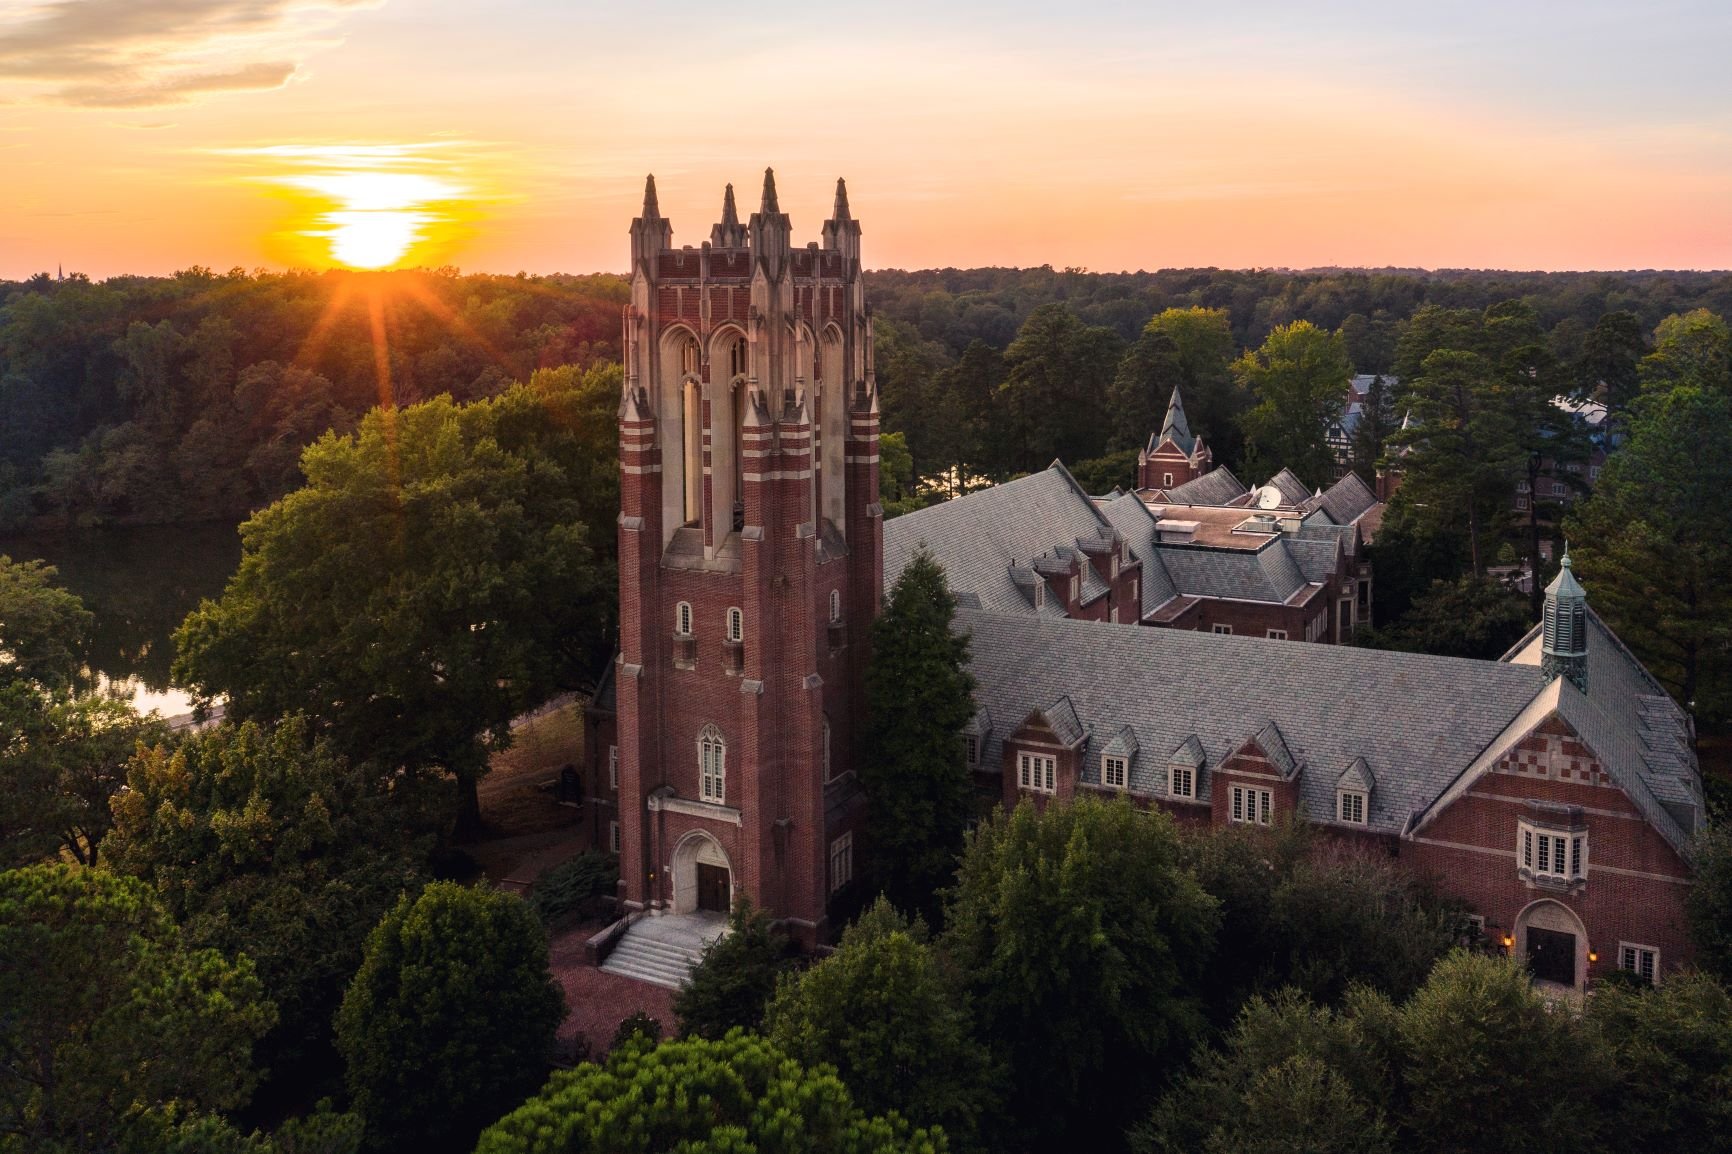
[3,0,1730,277]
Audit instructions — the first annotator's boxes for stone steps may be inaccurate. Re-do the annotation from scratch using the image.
[599,928,710,990]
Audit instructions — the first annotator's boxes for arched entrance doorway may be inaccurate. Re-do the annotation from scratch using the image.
[671,831,733,915]
[1514,899,1589,989]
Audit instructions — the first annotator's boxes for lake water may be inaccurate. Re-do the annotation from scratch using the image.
[0,522,242,719]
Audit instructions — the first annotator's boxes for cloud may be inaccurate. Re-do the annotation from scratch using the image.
[0,0,381,106]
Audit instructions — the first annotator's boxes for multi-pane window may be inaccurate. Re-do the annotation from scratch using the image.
[829,589,842,623]
[1103,756,1127,789]
[1619,944,1658,984]
[1229,785,1272,825]
[823,717,833,782]
[676,601,693,636]
[1519,822,1585,881]
[1017,751,1056,795]
[699,725,726,803]
[1212,624,1233,635]
[1515,496,1530,511]
[608,745,619,791]
[830,832,854,893]
[726,607,743,642]
[1169,766,1194,799]
[964,734,979,767]
[1267,629,1288,641]
[609,820,621,854]
[1338,790,1367,825]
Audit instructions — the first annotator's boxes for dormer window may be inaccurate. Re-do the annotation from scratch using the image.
[676,601,693,636]
[1102,755,1127,789]
[1017,751,1056,795]
[1169,765,1194,799]
[1338,790,1367,825]
[964,734,979,767]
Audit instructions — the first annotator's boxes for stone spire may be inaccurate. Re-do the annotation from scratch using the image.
[1541,545,1589,693]
[629,174,671,267]
[823,175,862,261]
[760,167,780,214]
[711,182,745,247]
[832,177,851,221]
[1161,385,1195,455]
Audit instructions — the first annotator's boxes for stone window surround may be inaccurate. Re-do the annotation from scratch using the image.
[1338,789,1368,825]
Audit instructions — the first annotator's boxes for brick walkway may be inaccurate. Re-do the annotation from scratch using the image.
[549,918,678,1059]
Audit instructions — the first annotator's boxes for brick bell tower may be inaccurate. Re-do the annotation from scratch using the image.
[614,170,881,940]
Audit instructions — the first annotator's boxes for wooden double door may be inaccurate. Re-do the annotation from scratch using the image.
[1527,927,1577,985]
[696,863,731,914]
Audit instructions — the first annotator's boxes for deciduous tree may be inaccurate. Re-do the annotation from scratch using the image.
[106,717,429,1079]
[943,797,1219,1152]
[766,899,997,1148]
[335,882,563,1154]
[174,379,614,831]
[1235,321,1353,486]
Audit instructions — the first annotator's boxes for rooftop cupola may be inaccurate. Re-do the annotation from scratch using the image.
[710,182,746,247]
[1541,546,1588,693]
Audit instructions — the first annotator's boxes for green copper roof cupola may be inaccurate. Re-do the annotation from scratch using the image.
[1541,545,1588,693]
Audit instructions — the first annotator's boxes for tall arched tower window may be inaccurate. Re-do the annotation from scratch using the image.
[818,327,847,535]
[698,724,726,803]
[726,607,743,642]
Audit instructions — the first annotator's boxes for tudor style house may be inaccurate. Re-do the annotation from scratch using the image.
[950,555,1700,989]
[606,171,879,942]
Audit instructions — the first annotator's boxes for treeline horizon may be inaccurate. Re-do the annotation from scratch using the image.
[4,262,1731,533]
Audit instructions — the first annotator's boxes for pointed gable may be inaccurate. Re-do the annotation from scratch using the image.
[1337,756,1375,793]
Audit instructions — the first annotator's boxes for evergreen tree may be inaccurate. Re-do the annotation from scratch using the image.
[0,865,276,1151]
[1576,311,1647,427]
[672,899,798,1041]
[1235,321,1353,486]
[859,550,976,925]
[1566,383,1732,722]
[1349,372,1397,484]
[335,882,563,1154]
[475,1032,948,1154]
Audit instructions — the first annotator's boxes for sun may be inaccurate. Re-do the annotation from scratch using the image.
[230,144,472,269]
[287,170,466,269]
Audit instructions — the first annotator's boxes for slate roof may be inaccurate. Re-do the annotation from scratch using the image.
[1264,468,1313,506]
[960,608,1552,836]
[1316,472,1380,526]
[885,464,1109,614]
[1099,493,1179,614]
[1152,386,1196,455]
[1155,539,1311,605]
[1162,467,1248,507]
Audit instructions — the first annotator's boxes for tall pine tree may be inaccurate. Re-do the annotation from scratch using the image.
[860,550,976,925]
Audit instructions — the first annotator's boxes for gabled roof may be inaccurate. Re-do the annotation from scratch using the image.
[1338,756,1375,792]
[1316,471,1380,526]
[1162,466,1248,507]
[1036,695,1086,749]
[1169,734,1206,767]
[1099,493,1179,616]
[1263,468,1313,507]
[961,609,1550,836]
[1101,725,1139,759]
[885,463,1110,616]
[1247,720,1299,779]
